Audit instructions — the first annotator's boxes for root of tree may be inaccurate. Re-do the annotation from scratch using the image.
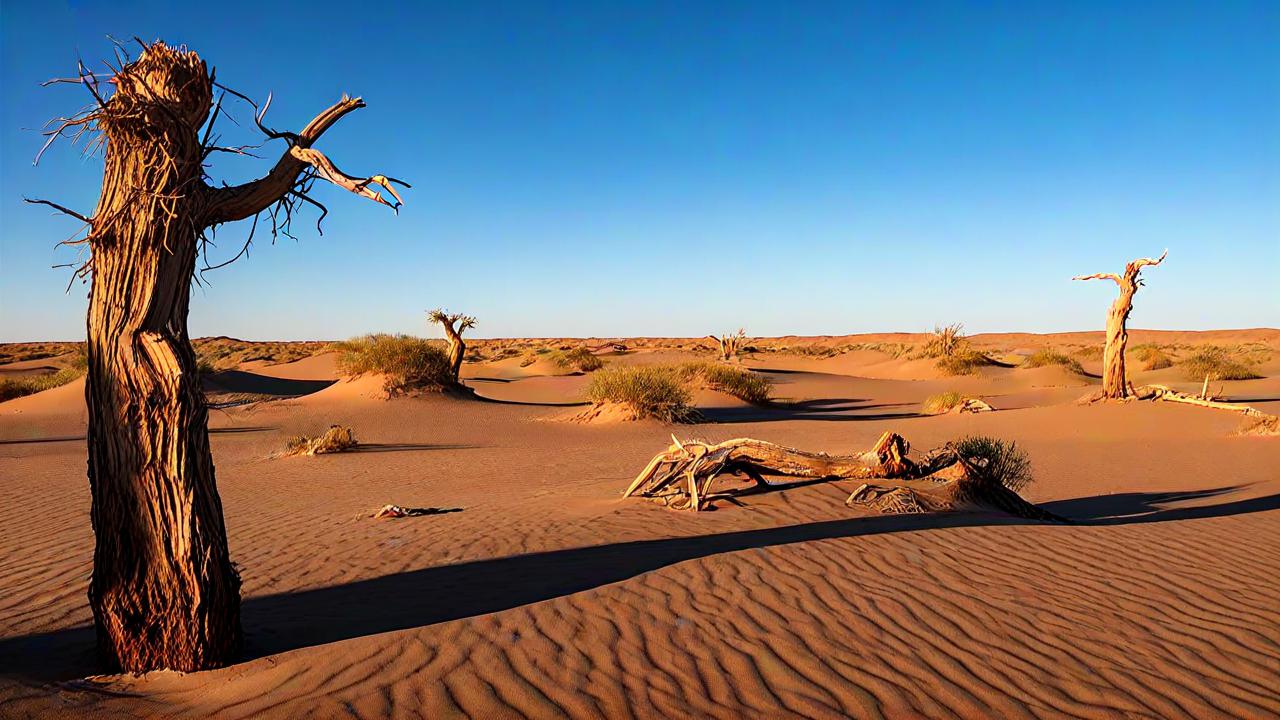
[624,431,1065,521]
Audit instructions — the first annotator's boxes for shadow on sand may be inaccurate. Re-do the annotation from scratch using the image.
[2,486,1276,681]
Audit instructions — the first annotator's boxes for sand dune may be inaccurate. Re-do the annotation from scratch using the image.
[1,332,1278,718]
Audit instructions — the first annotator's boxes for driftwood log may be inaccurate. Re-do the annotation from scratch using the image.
[624,431,1063,521]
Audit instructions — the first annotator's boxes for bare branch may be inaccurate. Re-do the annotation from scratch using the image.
[1071,272,1122,285]
[1129,249,1168,271]
[23,197,92,224]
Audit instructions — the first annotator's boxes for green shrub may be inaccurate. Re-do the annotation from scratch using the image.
[1022,349,1085,375]
[682,362,773,404]
[936,351,993,376]
[1179,346,1262,381]
[953,436,1033,492]
[332,334,455,394]
[549,347,605,372]
[1131,344,1173,370]
[586,365,695,422]
[0,367,85,403]
[923,391,967,414]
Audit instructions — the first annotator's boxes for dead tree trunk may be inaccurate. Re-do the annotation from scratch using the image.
[428,309,476,381]
[708,329,747,362]
[1073,251,1167,400]
[30,42,406,673]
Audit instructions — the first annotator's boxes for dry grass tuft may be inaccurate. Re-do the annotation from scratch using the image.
[1023,349,1086,375]
[585,365,697,422]
[936,351,994,376]
[1179,346,1262,381]
[284,425,358,455]
[332,334,455,394]
[680,362,773,404]
[548,347,605,372]
[922,391,967,414]
[1131,344,1173,370]
[953,436,1034,492]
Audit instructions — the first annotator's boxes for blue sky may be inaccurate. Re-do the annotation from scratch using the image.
[1,1,1276,341]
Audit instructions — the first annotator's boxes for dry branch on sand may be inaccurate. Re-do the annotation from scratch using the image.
[624,431,1060,519]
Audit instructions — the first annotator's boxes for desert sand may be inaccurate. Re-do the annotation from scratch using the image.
[1,330,1278,718]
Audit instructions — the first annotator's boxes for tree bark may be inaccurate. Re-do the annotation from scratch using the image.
[442,324,464,379]
[1073,251,1167,400]
[84,44,241,672]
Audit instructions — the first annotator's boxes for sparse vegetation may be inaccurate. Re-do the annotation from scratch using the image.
[1132,344,1173,370]
[936,350,994,376]
[549,347,605,372]
[953,436,1034,492]
[1073,345,1104,360]
[1023,349,1086,375]
[585,365,696,422]
[682,362,773,404]
[333,334,455,394]
[923,323,966,358]
[0,367,85,402]
[1179,346,1262,381]
[284,425,358,456]
[923,391,967,414]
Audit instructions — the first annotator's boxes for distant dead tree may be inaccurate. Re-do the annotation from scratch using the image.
[428,308,476,380]
[1073,250,1167,400]
[26,41,406,673]
[708,329,747,362]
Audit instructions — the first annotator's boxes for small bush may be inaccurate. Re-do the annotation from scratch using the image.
[936,351,993,376]
[1179,346,1262,381]
[1022,349,1085,375]
[953,436,1033,492]
[1131,344,1173,370]
[0,367,85,403]
[923,391,967,414]
[682,362,773,404]
[333,334,455,394]
[585,365,695,422]
[923,323,966,358]
[1073,345,1104,360]
[285,425,358,455]
[549,347,605,372]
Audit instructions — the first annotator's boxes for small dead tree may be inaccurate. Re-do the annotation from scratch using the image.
[428,309,476,381]
[27,41,406,673]
[1073,251,1167,400]
[708,329,747,362]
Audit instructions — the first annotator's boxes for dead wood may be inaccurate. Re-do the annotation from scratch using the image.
[624,431,1064,521]
[1073,250,1167,400]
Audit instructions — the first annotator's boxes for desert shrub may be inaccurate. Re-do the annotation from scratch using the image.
[682,362,773,404]
[0,367,85,402]
[936,350,993,376]
[1022,349,1085,375]
[549,347,605,372]
[953,436,1033,492]
[285,425,358,456]
[1131,344,1173,370]
[922,391,967,414]
[1073,345,1104,360]
[923,323,966,358]
[333,334,454,394]
[586,365,695,422]
[1178,346,1262,381]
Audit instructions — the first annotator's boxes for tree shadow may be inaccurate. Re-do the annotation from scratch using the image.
[351,443,483,454]
[700,399,920,423]
[3,485,1275,682]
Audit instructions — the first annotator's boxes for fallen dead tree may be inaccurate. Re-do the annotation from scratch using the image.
[624,431,1064,521]
[1134,384,1271,417]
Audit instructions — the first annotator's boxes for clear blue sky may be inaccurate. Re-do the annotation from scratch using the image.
[1,0,1277,341]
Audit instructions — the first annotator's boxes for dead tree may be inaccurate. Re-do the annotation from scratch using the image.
[27,41,406,673]
[708,328,747,362]
[624,431,1062,521]
[1072,251,1167,400]
[428,309,476,381]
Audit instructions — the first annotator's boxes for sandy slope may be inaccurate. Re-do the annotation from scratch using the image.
[0,334,1278,719]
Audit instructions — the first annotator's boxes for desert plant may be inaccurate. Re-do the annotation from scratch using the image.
[1073,345,1105,360]
[952,436,1034,492]
[681,361,773,404]
[1131,344,1173,370]
[1073,251,1167,399]
[586,365,696,422]
[1179,347,1262,382]
[334,334,455,394]
[427,309,476,381]
[708,329,748,362]
[0,366,86,402]
[1022,349,1086,375]
[923,323,966,358]
[549,347,605,372]
[922,391,967,415]
[284,425,358,455]
[936,350,993,376]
